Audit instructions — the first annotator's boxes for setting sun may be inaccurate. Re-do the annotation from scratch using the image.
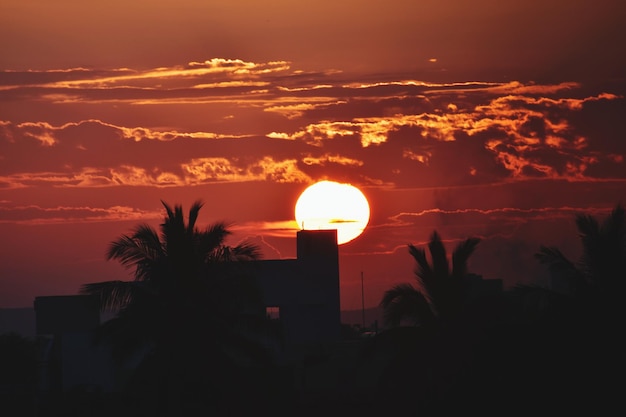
[295,181,370,245]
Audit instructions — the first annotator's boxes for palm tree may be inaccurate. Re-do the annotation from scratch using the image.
[535,203,626,320]
[516,204,626,410]
[380,231,481,328]
[80,200,268,414]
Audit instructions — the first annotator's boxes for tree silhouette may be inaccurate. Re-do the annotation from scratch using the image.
[504,203,626,413]
[535,203,626,319]
[80,200,270,415]
[380,231,480,328]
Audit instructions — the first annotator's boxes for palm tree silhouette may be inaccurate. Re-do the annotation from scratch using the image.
[501,203,626,413]
[535,204,625,315]
[80,200,269,414]
[380,231,480,328]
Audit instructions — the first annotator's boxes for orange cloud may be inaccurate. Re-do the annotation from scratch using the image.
[0,202,161,225]
[182,157,311,184]
[2,67,624,189]
[302,154,363,167]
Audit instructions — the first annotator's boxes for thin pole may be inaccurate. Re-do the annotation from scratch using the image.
[361,271,365,328]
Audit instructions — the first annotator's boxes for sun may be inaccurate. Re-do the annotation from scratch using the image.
[295,180,370,245]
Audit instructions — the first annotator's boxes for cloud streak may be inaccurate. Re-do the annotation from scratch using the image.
[2,60,622,193]
[1,56,624,309]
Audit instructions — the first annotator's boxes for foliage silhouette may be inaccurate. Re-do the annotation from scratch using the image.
[80,200,273,415]
[379,230,480,328]
[445,205,626,415]
[0,332,39,416]
[476,203,626,415]
[535,203,625,307]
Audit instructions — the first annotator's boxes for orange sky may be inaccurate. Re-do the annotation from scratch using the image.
[1,1,625,311]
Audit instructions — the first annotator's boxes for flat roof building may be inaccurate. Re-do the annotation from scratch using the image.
[253,229,341,357]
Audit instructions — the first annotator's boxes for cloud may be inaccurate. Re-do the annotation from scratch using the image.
[182,156,311,184]
[1,60,624,193]
[302,154,363,167]
[0,59,291,90]
[0,202,161,225]
[230,220,300,238]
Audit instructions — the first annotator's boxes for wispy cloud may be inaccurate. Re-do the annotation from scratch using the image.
[1,59,624,192]
[0,202,162,225]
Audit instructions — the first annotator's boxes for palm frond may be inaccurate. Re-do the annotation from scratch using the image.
[132,223,162,245]
[603,204,625,257]
[160,200,174,218]
[452,237,481,279]
[408,244,432,293]
[196,222,232,262]
[575,213,600,241]
[187,200,204,233]
[603,204,626,285]
[535,245,588,294]
[229,242,261,261]
[580,204,626,289]
[380,283,434,327]
[106,224,161,259]
[424,231,455,319]
[204,221,232,242]
[408,244,430,275]
[535,246,575,271]
[79,280,136,311]
[161,201,185,234]
[602,204,625,235]
[106,225,163,281]
[575,213,602,276]
[428,231,449,280]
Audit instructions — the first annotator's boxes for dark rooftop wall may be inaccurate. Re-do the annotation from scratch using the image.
[34,295,100,335]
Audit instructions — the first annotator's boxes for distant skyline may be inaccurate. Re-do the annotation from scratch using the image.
[1,1,625,310]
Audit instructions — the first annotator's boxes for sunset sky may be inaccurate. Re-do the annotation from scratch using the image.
[1,0,625,312]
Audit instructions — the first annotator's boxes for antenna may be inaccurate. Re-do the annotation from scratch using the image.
[361,271,365,329]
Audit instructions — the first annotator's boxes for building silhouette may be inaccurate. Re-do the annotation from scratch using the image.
[34,294,117,394]
[32,229,342,394]
[254,229,340,356]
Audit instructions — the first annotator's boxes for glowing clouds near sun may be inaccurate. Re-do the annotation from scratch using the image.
[295,180,370,245]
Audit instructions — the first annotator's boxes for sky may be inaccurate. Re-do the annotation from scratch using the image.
[1,0,625,312]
